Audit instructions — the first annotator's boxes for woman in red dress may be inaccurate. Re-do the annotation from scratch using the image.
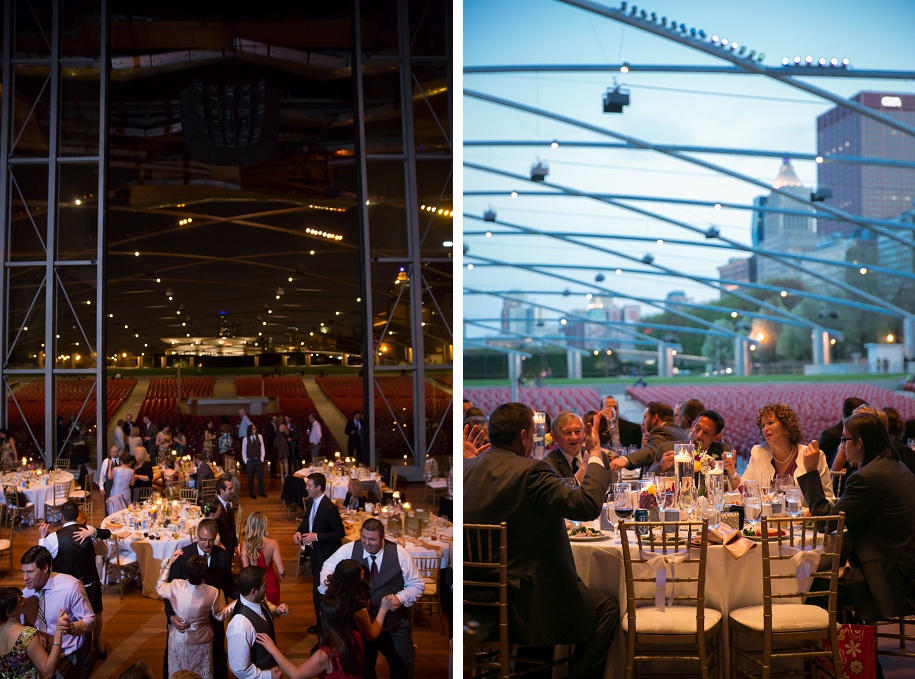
[240,511,285,605]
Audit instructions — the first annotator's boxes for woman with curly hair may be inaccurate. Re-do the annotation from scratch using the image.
[240,511,285,605]
[722,401,834,505]
[324,559,393,643]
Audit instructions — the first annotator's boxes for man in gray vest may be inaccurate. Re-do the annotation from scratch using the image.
[226,566,288,679]
[319,518,424,679]
[242,424,267,499]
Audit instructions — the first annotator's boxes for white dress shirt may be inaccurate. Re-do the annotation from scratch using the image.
[22,573,96,656]
[318,539,424,605]
[241,434,266,464]
[309,421,322,445]
[308,494,325,533]
[226,596,275,679]
[37,520,80,557]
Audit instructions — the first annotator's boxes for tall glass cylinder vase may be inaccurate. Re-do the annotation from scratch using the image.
[532,411,547,460]
[673,443,695,506]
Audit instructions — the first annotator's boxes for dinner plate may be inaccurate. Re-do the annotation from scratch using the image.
[569,532,609,542]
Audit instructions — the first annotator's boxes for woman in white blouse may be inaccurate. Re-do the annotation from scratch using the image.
[157,551,235,679]
[723,401,835,505]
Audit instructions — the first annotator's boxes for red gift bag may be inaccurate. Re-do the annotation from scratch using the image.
[816,624,876,679]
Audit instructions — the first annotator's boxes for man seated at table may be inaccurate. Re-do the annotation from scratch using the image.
[192,451,215,505]
[652,409,729,475]
[610,400,685,474]
[545,411,610,486]
[464,402,619,679]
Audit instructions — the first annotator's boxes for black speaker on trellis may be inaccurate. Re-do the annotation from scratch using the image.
[180,78,280,165]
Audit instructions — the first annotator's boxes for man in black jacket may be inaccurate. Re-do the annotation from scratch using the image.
[465,403,618,679]
[293,472,345,635]
[611,401,686,473]
[819,397,868,467]
[163,519,236,679]
[344,411,365,464]
[38,502,109,660]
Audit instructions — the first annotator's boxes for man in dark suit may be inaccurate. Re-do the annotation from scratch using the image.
[464,403,619,679]
[163,519,235,679]
[344,411,365,464]
[599,395,642,450]
[611,401,686,473]
[141,415,158,459]
[214,478,238,559]
[192,451,215,504]
[819,397,868,467]
[544,411,610,485]
[293,472,345,635]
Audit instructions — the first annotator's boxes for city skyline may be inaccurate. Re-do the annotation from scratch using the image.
[462,0,915,351]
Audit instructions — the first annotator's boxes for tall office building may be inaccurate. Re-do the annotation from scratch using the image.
[816,92,915,238]
[754,159,818,284]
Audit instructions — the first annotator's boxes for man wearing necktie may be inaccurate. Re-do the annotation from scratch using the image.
[242,424,267,499]
[545,412,611,486]
[226,566,289,679]
[21,546,96,679]
[163,519,235,679]
[214,478,239,559]
[318,518,425,679]
[293,473,345,636]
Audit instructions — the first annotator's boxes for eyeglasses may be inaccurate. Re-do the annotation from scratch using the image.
[839,435,855,444]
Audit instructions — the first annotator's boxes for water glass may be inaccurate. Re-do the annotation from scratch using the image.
[785,487,803,517]
[744,479,762,526]
[679,477,698,519]
[702,505,721,532]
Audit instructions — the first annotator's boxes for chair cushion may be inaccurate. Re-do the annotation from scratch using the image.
[622,605,722,634]
[427,480,448,489]
[113,553,138,566]
[46,498,68,507]
[69,491,89,499]
[0,539,10,550]
[729,604,830,632]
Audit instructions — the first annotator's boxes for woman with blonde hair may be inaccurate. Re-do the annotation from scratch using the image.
[156,425,172,456]
[127,426,143,453]
[240,511,285,605]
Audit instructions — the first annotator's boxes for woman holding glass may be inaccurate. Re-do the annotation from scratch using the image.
[799,411,915,624]
[722,402,834,506]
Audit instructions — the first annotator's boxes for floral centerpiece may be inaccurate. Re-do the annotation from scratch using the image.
[693,442,718,495]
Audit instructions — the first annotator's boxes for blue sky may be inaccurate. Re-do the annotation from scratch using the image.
[461,0,915,337]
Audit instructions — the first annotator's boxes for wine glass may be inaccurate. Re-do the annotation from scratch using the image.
[744,479,762,527]
[656,475,674,513]
[679,477,698,519]
[613,483,634,529]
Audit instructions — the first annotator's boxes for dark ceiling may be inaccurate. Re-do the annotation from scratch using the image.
[3,0,453,365]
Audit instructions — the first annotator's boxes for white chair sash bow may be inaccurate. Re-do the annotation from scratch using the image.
[642,550,690,611]
[782,546,822,593]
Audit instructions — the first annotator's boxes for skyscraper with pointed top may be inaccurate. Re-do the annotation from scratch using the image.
[754,158,818,284]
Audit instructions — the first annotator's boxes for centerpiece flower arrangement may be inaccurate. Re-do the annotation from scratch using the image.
[693,442,717,495]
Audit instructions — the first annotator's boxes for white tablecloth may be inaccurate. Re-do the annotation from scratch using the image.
[572,520,811,677]
[101,505,202,598]
[1,472,75,521]
[294,468,382,502]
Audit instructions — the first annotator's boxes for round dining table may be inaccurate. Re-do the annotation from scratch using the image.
[101,503,203,598]
[569,514,816,678]
[1,471,75,521]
